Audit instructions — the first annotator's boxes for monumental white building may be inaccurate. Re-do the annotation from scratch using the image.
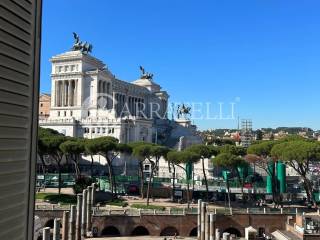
[40,49,169,143]
[40,36,209,181]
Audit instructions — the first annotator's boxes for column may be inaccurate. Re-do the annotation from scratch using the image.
[91,183,96,205]
[209,214,215,240]
[68,80,73,106]
[201,202,206,240]
[222,232,230,240]
[61,81,65,106]
[198,199,202,240]
[77,78,82,107]
[53,80,56,107]
[43,227,50,240]
[112,92,116,111]
[215,229,220,240]
[69,205,76,240]
[74,80,78,106]
[87,186,93,233]
[76,194,82,240]
[205,211,210,240]
[53,218,61,240]
[62,211,69,240]
[63,81,66,106]
[82,189,88,238]
[57,81,61,107]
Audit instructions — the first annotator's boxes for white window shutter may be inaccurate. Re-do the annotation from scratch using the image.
[0,0,42,239]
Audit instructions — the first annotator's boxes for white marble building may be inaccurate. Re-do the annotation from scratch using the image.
[39,45,209,182]
[40,50,169,143]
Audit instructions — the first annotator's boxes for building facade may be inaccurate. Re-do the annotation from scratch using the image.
[39,93,51,119]
[40,50,169,143]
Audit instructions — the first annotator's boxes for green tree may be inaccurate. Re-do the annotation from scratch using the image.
[213,153,246,210]
[86,137,118,196]
[131,142,153,200]
[271,140,320,204]
[167,150,200,208]
[246,141,279,203]
[186,144,219,200]
[255,129,263,140]
[41,136,66,195]
[37,127,63,174]
[60,139,85,180]
[84,138,100,178]
[146,145,170,205]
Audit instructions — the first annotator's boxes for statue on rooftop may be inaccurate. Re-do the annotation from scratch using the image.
[177,104,191,119]
[139,65,154,79]
[72,32,93,54]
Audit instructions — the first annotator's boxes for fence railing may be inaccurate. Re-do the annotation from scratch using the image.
[35,203,304,216]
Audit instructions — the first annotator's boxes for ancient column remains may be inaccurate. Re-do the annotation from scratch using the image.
[82,189,88,237]
[87,186,93,232]
[69,205,76,240]
[53,218,61,240]
[198,199,202,240]
[43,227,50,240]
[62,211,69,240]
[76,194,83,240]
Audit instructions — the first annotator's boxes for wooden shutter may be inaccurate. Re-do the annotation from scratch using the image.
[0,0,42,239]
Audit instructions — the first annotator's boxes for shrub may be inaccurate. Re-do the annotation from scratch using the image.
[73,176,94,194]
[36,193,76,204]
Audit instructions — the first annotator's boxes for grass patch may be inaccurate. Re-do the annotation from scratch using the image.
[131,203,166,211]
[36,193,76,204]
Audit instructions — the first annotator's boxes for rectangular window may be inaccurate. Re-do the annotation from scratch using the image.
[70,111,73,116]
[102,128,106,133]
[97,128,100,133]
[92,128,95,133]
[64,111,66,116]
[58,111,60,117]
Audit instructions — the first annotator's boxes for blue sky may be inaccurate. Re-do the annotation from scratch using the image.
[41,0,320,130]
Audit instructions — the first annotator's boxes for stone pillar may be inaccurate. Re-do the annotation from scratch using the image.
[82,189,88,238]
[222,232,230,240]
[74,79,78,106]
[69,205,76,240]
[52,80,56,107]
[57,81,61,107]
[76,194,83,240]
[215,228,220,240]
[205,211,210,240]
[198,199,202,240]
[53,218,61,240]
[91,183,96,205]
[68,80,73,106]
[209,213,215,240]
[201,202,206,240]
[43,227,50,240]
[61,80,65,106]
[62,211,69,240]
[87,186,93,233]
[112,92,116,111]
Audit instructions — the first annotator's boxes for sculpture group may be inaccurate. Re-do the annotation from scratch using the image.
[72,32,93,54]
[139,66,154,79]
[177,104,191,119]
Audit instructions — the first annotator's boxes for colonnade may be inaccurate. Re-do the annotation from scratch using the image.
[42,184,95,240]
[97,80,111,109]
[55,80,78,107]
[115,93,145,117]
